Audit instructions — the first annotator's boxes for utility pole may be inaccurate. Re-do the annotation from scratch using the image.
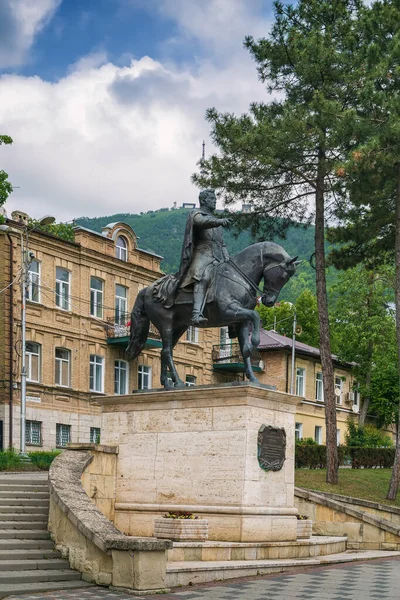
[290,307,297,395]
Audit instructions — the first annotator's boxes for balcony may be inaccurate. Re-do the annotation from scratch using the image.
[212,343,264,373]
[106,314,162,350]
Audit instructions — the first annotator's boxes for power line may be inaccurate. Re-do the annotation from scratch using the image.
[0,269,23,295]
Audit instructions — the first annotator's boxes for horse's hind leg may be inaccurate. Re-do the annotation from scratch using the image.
[237,322,260,385]
[160,327,185,389]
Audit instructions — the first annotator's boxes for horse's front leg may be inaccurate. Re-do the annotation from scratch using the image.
[237,322,260,385]
[225,305,260,357]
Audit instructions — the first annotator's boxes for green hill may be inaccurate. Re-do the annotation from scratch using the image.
[75,208,336,302]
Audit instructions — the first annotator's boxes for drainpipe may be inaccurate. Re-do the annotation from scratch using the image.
[6,233,13,449]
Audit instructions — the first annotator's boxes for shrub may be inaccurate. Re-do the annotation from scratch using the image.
[295,444,395,469]
[28,451,61,470]
[345,418,393,448]
[0,449,21,470]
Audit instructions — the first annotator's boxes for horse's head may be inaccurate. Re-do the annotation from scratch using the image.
[262,255,300,307]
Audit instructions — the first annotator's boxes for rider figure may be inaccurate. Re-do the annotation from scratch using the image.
[177,189,230,325]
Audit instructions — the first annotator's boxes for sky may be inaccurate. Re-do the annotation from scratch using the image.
[0,0,275,221]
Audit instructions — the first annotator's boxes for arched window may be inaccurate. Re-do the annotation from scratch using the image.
[116,236,128,261]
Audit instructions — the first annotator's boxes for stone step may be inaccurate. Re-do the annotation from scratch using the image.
[0,485,49,492]
[0,539,54,550]
[0,558,70,571]
[0,498,49,506]
[0,548,60,560]
[0,491,49,499]
[0,513,47,522]
[0,580,92,599]
[0,477,48,486]
[0,530,50,540]
[168,536,347,562]
[0,505,48,514]
[0,521,47,530]
[166,549,400,588]
[0,569,81,584]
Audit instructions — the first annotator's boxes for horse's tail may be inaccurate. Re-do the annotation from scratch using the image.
[126,288,150,360]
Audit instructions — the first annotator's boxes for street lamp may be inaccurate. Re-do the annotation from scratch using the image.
[0,215,55,455]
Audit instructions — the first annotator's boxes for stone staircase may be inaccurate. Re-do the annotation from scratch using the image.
[0,472,92,598]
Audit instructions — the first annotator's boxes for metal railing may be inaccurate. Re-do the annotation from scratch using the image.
[105,313,161,341]
[212,343,263,368]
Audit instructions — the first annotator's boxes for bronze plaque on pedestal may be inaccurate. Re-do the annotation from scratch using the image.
[257,425,286,471]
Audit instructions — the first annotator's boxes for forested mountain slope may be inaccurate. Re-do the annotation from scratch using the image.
[75,208,337,302]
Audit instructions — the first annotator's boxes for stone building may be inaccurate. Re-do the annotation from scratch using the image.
[0,217,217,451]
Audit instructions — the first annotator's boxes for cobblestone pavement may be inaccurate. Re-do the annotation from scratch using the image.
[6,557,400,600]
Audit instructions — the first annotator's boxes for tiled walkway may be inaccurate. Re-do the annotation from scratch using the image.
[6,557,400,600]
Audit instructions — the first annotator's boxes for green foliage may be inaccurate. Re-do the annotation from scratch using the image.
[296,437,318,446]
[27,451,61,470]
[28,219,75,243]
[0,449,21,470]
[257,289,320,347]
[329,264,398,426]
[345,418,393,448]
[0,134,13,206]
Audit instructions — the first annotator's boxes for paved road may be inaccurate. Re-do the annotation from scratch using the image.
[6,557,400,600]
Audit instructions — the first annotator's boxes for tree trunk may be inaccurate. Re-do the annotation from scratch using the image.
[359,276,374,426]
[387,163,400,500]
[315,146,338,484]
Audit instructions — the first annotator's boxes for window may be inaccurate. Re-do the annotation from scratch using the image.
[27,260,40,302]
[26,342,40,382]
[337,429,341,446]
[116,236,128,261]
[186,375,196,387]
[55,348,71,387]
[90,427,101,443]
[315,426,323,445]
[186,326,199,343]
[90,277,104,318]
[296,367,306,397]
[115,360,129,394]
[315,372,324,402]
[138,365,151,390]
[56,267,70,310]
[335,377,343,405]
[295,422,303,441]
[115,284,127,325]
[353,386,360,408]
[90,355,104,393]
[56,423,71,448]
[25,420,41,446]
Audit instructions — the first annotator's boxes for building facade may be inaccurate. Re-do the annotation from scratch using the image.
[0,218,217,451]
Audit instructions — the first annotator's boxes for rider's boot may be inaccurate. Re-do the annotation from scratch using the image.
[191,281,208,325]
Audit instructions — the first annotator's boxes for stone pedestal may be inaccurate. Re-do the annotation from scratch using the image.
[96,383,299,542]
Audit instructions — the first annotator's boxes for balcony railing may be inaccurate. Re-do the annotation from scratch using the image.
[212,343,263,372]
[105,313,161,343]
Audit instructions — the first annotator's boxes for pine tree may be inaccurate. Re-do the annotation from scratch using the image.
[327,0,400,497]
[194,0,365,483]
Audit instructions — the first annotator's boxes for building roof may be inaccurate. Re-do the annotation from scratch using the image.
[258,329,355,368]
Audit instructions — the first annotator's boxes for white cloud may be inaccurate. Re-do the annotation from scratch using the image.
[0,0,61,68]
[1,1,273,221]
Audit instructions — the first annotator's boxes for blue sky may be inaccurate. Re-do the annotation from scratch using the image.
[0,0,274,220]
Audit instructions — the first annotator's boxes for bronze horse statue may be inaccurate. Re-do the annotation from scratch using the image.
[127,241,298,389]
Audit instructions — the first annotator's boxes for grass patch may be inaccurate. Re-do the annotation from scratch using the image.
[295,468,400,508]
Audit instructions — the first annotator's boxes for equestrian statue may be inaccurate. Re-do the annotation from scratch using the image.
[127,189,299,389]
